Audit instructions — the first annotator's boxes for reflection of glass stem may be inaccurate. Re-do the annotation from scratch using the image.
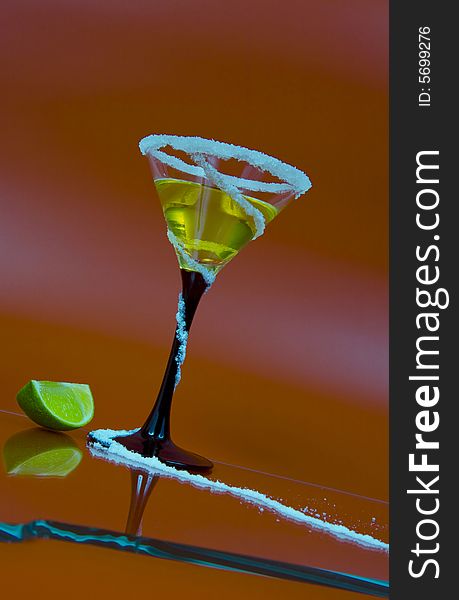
[125,469,159,537]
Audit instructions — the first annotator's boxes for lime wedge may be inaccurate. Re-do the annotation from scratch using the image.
[3,428,82,477]
[16,380,94,431]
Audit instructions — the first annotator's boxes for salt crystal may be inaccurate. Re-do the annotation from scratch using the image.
[174,293,188,387]
[88,428,388,553]
[139,134,312,197]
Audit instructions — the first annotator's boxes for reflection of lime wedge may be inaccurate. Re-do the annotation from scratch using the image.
[3,428,83,477]
[17,380,94,431]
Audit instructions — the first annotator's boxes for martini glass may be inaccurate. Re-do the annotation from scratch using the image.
[107,135,311,472]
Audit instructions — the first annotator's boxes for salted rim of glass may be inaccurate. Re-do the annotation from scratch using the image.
[139,134,312,197]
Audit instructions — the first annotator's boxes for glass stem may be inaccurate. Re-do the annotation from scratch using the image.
[140,269,208,441]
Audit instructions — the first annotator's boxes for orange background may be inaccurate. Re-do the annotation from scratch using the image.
[1,1,387,596]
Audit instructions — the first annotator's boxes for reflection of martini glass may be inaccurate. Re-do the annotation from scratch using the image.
[105,135,312,471]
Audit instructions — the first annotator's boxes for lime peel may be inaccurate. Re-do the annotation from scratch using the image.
[16,380,94,431]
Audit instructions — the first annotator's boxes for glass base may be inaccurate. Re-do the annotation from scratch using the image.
[112,431,213,473]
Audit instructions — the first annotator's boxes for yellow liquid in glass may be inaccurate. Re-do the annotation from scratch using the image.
[155,178,278,273]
